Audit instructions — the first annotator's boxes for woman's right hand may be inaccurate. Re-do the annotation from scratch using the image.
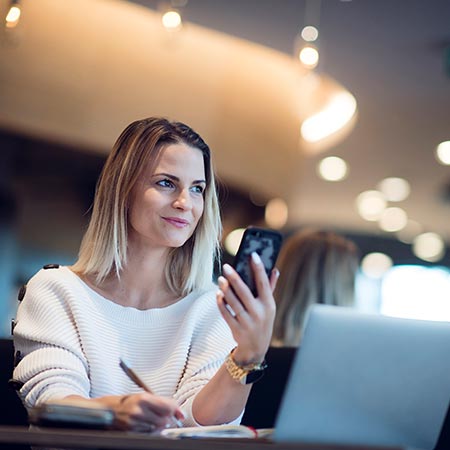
[113,392,184,431]
[64,393,184,432]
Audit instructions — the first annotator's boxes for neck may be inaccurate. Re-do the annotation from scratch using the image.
[88,239,180,310]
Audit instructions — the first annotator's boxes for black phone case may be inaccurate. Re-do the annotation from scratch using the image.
[233,227,283,296]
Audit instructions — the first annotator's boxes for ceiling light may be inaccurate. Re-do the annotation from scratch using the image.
[356,190,386,221]
[317,156,348,181]
[162,10,182,30]
[377,177,410,202]
[224,228,245,256]
[265,198,288,229]
[301,25,319,42]
[298,45,319,69]
[413,232,445,262]
[5,1,21,29]
[378,207,408,232]
[361,252,393,279]
[301,91,357,143]
[436,141,450,165]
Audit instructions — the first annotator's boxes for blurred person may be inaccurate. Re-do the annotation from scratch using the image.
[12,117,279,431]
[272,229,359,347]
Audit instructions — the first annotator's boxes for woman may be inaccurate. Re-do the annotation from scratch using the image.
[12,117,278,431]
[272,228,359,347]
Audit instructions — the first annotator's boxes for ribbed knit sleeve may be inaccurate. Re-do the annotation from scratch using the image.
[13,266,240,425]
[169,287,241,426]
[13,269,91,407]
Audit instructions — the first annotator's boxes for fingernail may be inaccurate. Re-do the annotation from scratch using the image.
[217,275,227,287]
[251,252,262,264]
[274,268,280,278]
[223,264,233,275]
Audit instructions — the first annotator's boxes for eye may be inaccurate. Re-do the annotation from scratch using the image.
[156,179,175,189]
[191,185,205,194]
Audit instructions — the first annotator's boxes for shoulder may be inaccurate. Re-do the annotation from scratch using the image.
[185,284,232,331]
[21,265,83,308]
[27,264,76,288]
[184,284,236,355]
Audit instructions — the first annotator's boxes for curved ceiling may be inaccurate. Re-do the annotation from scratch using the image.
[0,0,355,204]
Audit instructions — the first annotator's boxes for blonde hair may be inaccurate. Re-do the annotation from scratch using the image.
[272,229,359,346]
[72,117,221,296]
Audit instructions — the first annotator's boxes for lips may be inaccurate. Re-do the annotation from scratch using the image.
[162,217,190,228]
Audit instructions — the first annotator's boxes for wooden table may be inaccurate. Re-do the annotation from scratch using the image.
[0,425,405,450]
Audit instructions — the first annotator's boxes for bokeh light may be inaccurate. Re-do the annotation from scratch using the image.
[361,252,393,279]
[317,156,348,182]
[356,190,386,221]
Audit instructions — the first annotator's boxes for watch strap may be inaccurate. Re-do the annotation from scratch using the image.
[225,348,267,385]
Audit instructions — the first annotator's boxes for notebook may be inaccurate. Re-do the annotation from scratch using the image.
[274,304,450,450]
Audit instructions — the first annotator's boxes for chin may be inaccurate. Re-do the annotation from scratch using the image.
[168,240,187,249]
[166,233,192,249]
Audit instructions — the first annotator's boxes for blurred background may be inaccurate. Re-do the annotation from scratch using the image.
[0,0,449,337]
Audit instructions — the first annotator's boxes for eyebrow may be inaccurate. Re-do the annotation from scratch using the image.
[154,172,206,185]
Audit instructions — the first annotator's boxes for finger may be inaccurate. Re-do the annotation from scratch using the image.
[140,393,180,418]
[174,408,185,421]
[217,292,243,329]
[115,406,161,431]
[138,406,175,430]
[222,264,256,313]
[217,276,248,318]
[269,267,280,292]
[131,415,161,432]
[250,252,272,302]
[117,394,175,431]
[130,394,181,431]
[217,291,236,326]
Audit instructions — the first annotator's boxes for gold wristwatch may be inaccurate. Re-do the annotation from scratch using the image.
[225,348,267,385]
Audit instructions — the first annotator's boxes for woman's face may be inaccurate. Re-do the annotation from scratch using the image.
[128,142,206,250]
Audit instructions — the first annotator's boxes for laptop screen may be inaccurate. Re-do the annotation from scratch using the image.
[274,305,450,450]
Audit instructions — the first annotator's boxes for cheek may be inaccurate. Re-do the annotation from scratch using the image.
[128,190,159,223]
[141,189,164,212]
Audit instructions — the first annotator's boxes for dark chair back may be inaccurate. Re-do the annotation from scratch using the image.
[0,338,28,426]
[241,346,296,429]
[435,400,450,450]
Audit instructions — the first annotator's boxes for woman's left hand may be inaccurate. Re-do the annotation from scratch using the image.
[216,252,279,365]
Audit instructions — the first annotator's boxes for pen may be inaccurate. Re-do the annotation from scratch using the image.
[119,358,183,428]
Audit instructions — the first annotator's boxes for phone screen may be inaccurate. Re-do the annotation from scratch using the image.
[233,227,282,296]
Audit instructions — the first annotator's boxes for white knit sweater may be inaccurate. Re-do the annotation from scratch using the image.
[13,266,239,426]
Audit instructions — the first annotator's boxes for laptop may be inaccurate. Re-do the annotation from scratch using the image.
[274,305,450,450]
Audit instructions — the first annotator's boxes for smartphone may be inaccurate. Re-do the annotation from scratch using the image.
[28,403,115,429]
[232,227,283,296]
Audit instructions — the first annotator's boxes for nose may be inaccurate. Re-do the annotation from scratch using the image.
[173,188,192,210]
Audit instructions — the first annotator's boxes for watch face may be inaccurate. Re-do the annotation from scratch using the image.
[243,370,265,385]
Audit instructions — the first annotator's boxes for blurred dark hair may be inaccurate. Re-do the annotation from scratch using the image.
[272,228,359,346]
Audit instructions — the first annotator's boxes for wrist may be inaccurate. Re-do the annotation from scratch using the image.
[225,347,267,385]
[231,347,265,366]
